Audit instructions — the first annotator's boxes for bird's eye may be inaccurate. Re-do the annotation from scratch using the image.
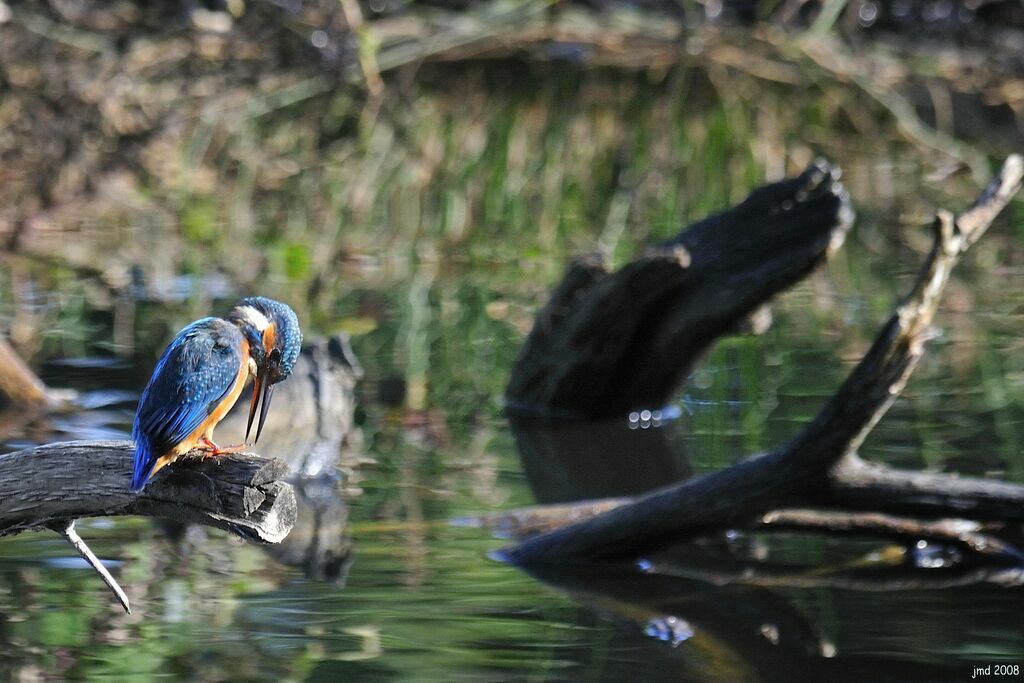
[270,348,282,362]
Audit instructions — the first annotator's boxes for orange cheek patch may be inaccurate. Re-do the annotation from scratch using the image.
[262,324,277,356]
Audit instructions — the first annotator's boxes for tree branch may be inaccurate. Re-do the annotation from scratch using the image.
[505,160,854,418]
[51,519,132,614]
[821,455,1024,521]
[0,440,297,543]
[758,509,1023,562]
[468,497,1024,562]
[498,155,1024,564]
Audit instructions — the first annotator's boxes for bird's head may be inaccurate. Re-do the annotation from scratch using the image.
[228,296,302,443]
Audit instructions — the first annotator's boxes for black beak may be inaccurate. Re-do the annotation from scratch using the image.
[255,381,274,444]
[246,364,272,444]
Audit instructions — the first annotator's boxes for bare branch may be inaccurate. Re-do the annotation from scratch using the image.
[0,440,297,544]
[759,509,1024,562]
[499,156,1024,564]
[51,520,131,615]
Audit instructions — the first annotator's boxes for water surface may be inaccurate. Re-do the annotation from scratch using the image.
[2,64,1023,682]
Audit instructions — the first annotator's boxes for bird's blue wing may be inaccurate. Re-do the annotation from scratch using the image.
[131,318,242,490]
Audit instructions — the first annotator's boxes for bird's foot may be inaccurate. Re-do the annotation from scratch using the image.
[197,437,245,458]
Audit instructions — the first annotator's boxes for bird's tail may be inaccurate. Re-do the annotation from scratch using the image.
[130,438,156,492]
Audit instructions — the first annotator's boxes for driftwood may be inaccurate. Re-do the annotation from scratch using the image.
[506,160,853,419]
[0,441,296,542]
[0,440,297,612]
[474,499,1024,562]
[496,155,1024,565]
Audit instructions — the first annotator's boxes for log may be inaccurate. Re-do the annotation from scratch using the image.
[465,500,1023,561]
[505,160,854,419]
[497,155,1024,564]
[0,440,297,544]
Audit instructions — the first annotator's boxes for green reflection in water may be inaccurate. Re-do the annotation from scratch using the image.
[2,57,1024,682]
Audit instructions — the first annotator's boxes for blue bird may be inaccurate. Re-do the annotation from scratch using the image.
[130,297,302,492]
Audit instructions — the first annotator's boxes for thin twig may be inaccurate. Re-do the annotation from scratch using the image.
[759,509,1024,562]
[51,520,131,614]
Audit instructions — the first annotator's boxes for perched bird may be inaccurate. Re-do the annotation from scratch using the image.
[130,297,302,491]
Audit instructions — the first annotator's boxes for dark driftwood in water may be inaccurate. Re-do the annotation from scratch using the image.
[0,440,297,543]
[468,500,1022,560]
[505,160,853,419]
[499,155,1024,564]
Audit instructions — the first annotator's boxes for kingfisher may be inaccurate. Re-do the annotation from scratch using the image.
[129,297,302,492]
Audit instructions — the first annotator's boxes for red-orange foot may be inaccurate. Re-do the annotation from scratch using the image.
[197,437,246,458]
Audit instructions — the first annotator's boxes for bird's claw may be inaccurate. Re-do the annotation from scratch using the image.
[197,437,244,458]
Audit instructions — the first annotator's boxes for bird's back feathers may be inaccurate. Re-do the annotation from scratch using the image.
[130,318,244,491]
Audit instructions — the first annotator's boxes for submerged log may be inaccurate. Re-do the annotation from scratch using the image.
[506,160,853,419]
[497,155,1024,564]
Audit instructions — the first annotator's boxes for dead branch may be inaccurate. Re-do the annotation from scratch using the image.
[0,440,297,543]
[0,439,297,613]
[821,455,1024,521]
[758,509,1023,561]
[506,160,854,418]
[498,155,1024,564]
[641,556,1024,591]
[52,519,132,614]
[468,497,1023,561]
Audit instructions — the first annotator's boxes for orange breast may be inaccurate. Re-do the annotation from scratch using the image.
[174,340,251,454]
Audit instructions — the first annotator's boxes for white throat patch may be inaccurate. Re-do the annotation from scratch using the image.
[237,305,271,332]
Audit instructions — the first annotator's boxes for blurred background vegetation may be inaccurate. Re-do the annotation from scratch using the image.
[2,0,1024,680]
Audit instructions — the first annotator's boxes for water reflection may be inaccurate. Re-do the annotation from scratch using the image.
[520,559,998,682]
[507,410,1024,679]
[266,474,353,584]
[510,417,692,503]
[221,334,361,583]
